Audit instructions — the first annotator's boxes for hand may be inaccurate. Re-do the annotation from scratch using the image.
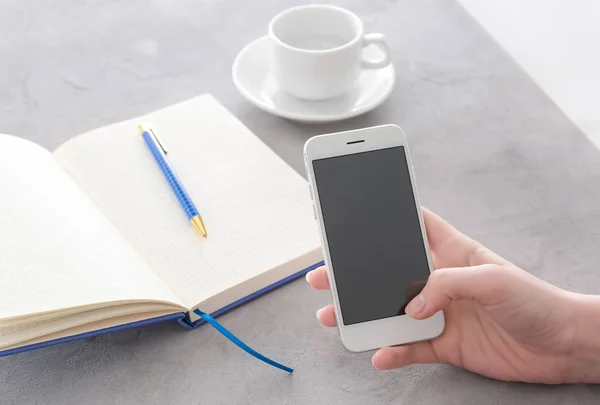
[307,208,600,384]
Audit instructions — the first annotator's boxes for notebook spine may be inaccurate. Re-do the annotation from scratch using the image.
[178,261,324,330]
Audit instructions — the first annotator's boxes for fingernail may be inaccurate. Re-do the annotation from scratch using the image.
[305,272,311,283]
[316,308,324,320]
[372,350,384,369]
[405,294,425,317]
[372,351,380,366]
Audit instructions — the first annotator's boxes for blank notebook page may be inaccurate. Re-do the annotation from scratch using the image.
[0,136,183,327]
[54,95,321,310]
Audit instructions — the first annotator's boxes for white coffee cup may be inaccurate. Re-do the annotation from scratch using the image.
[268,5,392,101]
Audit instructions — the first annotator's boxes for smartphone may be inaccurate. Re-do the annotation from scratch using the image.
[304,125,444,352]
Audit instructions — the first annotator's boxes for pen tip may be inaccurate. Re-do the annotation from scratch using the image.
[191,216,208,238]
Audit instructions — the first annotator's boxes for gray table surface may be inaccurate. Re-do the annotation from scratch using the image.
[2,0,600,404]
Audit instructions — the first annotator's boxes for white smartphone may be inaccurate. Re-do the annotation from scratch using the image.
[304,124,445,352]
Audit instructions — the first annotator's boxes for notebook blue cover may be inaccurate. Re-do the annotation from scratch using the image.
[0,261,323,358]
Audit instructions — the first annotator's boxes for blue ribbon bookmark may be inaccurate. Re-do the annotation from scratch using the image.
[193,309,294,373]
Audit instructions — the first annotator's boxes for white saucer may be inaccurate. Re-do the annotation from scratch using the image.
[232,36,396,123]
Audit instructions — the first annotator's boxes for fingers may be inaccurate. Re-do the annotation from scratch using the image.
[372,341,439,370]
[307,268,336,326]
[306,266,330,290]
[406,264,511,319]
[316,304,337,327]
[422,207,509,267]
[421,207,459,252]
[465,240,510,267]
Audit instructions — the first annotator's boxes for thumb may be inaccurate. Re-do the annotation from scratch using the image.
[405,264,511,319]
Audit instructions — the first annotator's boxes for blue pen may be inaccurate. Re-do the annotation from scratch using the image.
[138,124,208,238]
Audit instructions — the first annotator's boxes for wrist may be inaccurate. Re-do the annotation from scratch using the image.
[565,293,600,383]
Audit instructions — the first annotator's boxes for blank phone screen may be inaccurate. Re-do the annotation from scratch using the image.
[312,146,430,326]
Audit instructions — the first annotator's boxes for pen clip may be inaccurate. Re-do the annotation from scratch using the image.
[138,124,168,154]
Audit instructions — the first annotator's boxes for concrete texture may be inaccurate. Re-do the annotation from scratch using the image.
[1,0,600,404]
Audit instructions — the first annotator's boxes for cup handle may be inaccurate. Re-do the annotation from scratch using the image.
[361,33,391,69]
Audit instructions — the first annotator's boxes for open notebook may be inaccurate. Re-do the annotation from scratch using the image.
[0,94,322,356]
